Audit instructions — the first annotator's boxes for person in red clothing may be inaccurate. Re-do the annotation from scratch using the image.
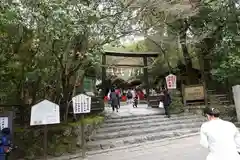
[133,94,138,108]
[115,88,121,109]
[138,90,144,100]
[121,94,127,101]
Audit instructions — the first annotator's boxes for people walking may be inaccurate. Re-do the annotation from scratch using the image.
[126,89,133,104]
[110,88,119,112]
[200,107,240,160]
[133,94,138,108]
[107,89,111,108]
[115,88,121,109]
[131,88,136,104]
[162,89,171,118]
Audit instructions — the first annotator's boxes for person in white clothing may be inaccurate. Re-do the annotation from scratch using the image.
[200,107,240,160]
[131,89,135,104]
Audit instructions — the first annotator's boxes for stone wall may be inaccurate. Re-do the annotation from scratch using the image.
[233,85,240,121]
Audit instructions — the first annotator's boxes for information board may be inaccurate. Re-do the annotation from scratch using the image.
[0,117,8,130]
[72,94,91,114]
[30,100,60,126]
[184,85,205,101]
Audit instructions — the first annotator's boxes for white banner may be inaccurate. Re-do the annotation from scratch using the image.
[165,74,177,89]
[72,94,91,114]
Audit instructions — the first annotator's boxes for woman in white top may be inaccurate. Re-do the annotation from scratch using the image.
[200,107,240,160]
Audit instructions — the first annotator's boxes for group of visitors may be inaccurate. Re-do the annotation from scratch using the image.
[105,84,240,160]
[108,88,140,112]
[106,85,240,160]
[126,88,139,108]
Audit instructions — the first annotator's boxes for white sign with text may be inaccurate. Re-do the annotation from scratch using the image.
[72,94,91,114]
[165,74,177,89]
[30,100,60,126]
[0,117,8,130]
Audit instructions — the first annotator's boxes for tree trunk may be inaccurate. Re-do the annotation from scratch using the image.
[179,20,196,85]
[61,70,71,122]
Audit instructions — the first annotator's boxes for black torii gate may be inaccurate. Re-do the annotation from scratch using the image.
[101,51,159,100]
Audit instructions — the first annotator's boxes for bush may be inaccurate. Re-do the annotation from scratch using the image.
[169,91,184,114]
[13,115,104,159]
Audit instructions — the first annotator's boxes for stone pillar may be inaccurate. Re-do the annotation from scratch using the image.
[233,85,240,121]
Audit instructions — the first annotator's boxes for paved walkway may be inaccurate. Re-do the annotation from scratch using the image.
[87,135,207,160]
[71,135,207,160]
[104,103,165,118]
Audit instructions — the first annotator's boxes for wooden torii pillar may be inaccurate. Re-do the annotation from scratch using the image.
[143,57,149,98]
[101,54,107,97]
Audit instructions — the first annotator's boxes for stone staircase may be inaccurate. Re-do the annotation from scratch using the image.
[208,90,231,105]
[86,113,205,151]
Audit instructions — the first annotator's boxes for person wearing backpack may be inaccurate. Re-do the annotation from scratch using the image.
[0,128,16,160]
[126,89,133,104]
[110,88,119,112]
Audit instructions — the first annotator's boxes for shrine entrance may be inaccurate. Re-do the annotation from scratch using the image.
[101,51,159,103]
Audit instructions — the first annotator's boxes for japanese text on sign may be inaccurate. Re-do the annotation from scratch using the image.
[72,94,91,114]
[30,100,60,126]
[165,74,177,89]
[0,117,8,130]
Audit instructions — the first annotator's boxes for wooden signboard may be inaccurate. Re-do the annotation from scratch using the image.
[184,85,205,101]
[183,84,205,105]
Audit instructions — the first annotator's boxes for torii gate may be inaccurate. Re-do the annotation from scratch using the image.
[101,51,159,100]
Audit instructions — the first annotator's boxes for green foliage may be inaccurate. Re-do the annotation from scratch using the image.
[68,115,104,127]
[14,115,104,159]
[0,0,139,121]
[212,52,240,85]
[169,91,184,113]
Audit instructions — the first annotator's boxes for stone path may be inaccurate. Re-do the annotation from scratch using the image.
[47,104,206,160]
[49,135,207,160]
[86,103,204,151]
[84,135,207,160]
[104,103,165,118]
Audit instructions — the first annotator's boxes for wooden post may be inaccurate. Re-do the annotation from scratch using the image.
[101,54,106,98]
[143,57,149,101]
[43,125,48,160]
[203,81,208,107]
[182,84,186,106]
[198,53,208,107]
[81,114,86,158]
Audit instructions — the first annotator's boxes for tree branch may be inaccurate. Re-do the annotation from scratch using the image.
[52,40,65,70]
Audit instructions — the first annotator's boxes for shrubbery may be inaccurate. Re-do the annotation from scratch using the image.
[14,116,104,159]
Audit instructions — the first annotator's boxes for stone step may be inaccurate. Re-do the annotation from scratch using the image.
[211,94,228,98]
[94,122,203,140]
[87,127,200,151]
[104,114,201,124]
[219,101,231,105]
[105,112,162,120]
[99,117,204,133]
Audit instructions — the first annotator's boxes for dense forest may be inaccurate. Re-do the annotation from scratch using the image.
[1,0,240,120]
[1,0,239,158]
